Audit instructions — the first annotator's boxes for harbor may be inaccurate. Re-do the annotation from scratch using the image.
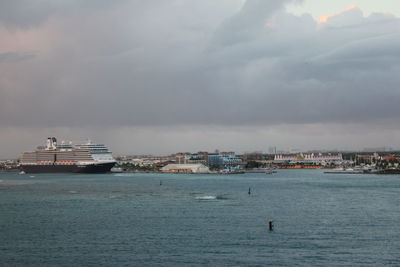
[4,146,400,176]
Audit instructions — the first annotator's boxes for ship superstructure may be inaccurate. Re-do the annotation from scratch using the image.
[20,137,116,173]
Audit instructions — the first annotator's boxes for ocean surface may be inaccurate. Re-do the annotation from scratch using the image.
[1,170,400,266]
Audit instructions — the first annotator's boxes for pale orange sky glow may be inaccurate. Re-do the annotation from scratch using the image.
[288,0,400,19]
[344,5,359,12]
[319,5,360,23]
[319,14,332,23]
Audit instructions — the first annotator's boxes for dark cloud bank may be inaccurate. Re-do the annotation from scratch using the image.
[0,0,400,155]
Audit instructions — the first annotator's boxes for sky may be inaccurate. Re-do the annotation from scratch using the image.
[288,0,400,18]
[1,0,400,157]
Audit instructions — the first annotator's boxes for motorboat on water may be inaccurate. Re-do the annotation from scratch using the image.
[324,167,363,174]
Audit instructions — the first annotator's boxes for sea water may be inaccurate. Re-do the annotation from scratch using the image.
[1,170,400,266]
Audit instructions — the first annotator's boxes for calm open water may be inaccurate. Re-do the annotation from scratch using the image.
[1,170,400,266]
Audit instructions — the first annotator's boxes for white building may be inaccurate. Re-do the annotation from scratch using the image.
[161,164,210,174]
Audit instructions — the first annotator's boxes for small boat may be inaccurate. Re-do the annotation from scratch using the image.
[111,167,123,173]
[324,168,363,174]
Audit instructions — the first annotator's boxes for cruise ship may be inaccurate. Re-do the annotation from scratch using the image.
[20,137,116,173]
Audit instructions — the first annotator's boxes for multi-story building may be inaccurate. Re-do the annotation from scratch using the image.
[185,152,208,165]
[208,152,243,171]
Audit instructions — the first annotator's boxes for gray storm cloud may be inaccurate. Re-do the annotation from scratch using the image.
[0,0,400,156]
[0,0,126,28]
[0,52,34,63]
[1,0,399,129]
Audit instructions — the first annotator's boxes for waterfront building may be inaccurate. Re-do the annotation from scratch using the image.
[184,153,208,165]
[161,164,210,174]
[208,152,243,171]
[175,152,209,165]
[207,153,221,168]
[175,153,187,164]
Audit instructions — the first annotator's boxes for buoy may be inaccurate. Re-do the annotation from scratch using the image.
[248,187,251,195]
[268,220,274,231]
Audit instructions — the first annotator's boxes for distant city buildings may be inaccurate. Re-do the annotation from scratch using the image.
[0,159,19,171]
[116,155,175,171]
[274,153,343,165]
[161,164,210,174]
[116,151,244,172]
[111,149,400,174]
[176,151,244,172]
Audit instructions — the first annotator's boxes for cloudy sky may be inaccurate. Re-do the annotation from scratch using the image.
[1,0,400,157]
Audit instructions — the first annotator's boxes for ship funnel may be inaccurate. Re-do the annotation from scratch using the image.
[46,137,57,150]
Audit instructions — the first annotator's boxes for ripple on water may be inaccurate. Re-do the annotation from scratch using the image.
[1,171,400,266]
